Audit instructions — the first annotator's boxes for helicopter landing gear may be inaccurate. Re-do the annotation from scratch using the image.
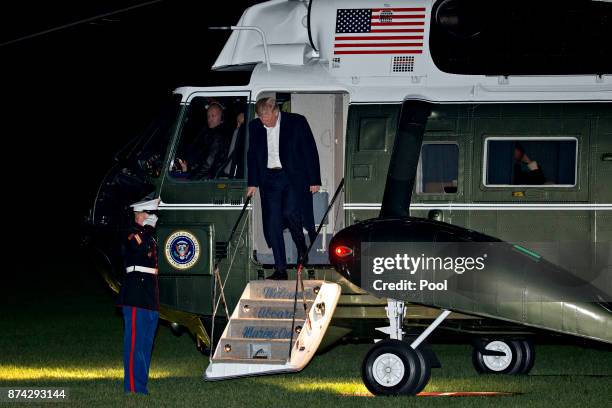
[362,339,430,396]
[472,338,535,375]
[362,299,450,396]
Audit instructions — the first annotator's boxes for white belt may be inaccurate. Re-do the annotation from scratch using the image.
[126,266,158,274]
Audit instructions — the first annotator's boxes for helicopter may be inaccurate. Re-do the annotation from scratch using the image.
[83,0,612,393]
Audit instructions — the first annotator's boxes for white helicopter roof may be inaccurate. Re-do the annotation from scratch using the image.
[178,0,612,103]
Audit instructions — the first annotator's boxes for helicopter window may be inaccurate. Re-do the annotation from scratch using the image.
[358,117,387,151]
[417,143,459,194]
[169,96,248,180]
[484,137,577,187]
[114,95,181,179]
[430,0,612,75]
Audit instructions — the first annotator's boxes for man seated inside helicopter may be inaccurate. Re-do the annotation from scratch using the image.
[512,143,546,185]
[172,102,231,180]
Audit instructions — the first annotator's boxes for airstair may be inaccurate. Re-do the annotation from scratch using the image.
[205,279,341,380]
[205,180,345,380]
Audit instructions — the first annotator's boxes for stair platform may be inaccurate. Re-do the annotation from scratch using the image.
[205,279,341,380]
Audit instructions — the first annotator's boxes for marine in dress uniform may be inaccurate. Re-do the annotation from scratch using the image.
[116,198,160,395]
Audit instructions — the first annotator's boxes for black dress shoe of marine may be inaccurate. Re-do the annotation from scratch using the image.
[266,269,288,280]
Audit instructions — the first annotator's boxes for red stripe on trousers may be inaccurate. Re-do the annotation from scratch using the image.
[129,307,136,393]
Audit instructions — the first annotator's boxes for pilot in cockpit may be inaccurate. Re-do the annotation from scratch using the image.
[174,102,230,179]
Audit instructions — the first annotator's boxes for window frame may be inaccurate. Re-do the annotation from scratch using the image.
[166,90,251,184]
[416,141,460,195]
[482,136,579,188]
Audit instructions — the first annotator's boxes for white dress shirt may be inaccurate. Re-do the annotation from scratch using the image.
[264,112,282,168]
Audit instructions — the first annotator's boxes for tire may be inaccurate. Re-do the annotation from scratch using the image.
[413,347,432,395]
[472,339,524,375]
[516,339,535,374]
[362,339,430,396]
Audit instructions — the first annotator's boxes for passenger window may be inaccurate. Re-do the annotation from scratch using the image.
[358,117,387,151]
[170,96,247,180]
[417,143,459,194]
[484,138,577,186]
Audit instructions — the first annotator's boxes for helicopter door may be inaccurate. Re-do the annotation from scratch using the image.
[157,90,251,316]
[344,104,400,224]
[249,92,347,267]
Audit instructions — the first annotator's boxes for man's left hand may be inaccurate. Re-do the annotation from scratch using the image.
[310,185,320,193]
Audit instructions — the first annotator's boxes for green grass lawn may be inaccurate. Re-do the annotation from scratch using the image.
[2,293,611,407]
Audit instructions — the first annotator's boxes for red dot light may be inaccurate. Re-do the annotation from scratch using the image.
[334,245,353,257]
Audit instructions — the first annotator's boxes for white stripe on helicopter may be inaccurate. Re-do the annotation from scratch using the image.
[344,203,612,211]
[158,202,612,211]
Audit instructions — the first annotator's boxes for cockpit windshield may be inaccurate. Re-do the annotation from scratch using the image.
[115,94,182,179]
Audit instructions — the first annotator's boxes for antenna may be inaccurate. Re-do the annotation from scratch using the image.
[0,0,165,47]
[209,25,271,71]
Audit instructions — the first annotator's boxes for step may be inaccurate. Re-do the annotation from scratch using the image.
[212,337,293,361]
[246,280,322,301]
[237,298,312,319]
[228,317,306,339]
[205,280,342,380]
[211,357,287,365]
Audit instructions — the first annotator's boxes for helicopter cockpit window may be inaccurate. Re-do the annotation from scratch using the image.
[170,96,247,180]
[115,94,181,179]
[484,138,577,187]
[417,143,459,194]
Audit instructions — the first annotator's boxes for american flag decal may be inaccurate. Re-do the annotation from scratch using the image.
[334,7,426,55]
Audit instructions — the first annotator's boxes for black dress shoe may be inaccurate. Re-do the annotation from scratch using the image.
[266,270,288,280]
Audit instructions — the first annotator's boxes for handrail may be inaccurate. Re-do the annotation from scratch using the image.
[209,26,271,71]
[288,178,345,359]
[210,196,252,361]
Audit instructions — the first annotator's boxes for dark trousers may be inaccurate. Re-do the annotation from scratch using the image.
[261,169,307,271]
[122,306,159,394]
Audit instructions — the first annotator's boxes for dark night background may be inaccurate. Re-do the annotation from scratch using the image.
[2,1,260,300]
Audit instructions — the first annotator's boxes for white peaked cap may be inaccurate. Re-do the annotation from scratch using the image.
[130,198,160,212]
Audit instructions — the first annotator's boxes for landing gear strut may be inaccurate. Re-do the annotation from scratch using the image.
[361,299,450,396]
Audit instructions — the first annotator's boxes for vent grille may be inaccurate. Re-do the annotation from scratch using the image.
[215,241,228,260]
[392,56,415,73]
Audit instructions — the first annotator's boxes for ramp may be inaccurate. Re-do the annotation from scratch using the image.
[205,280,341,380]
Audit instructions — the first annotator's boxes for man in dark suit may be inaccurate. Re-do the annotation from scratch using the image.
[246,97,321,280]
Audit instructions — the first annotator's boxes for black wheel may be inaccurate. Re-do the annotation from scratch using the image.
[472,339,524,375]
[362,339,431,396]
[516,339,535,374]
[413,347,432,395]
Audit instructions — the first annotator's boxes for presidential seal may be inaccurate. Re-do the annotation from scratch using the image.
[165,230,200,270]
